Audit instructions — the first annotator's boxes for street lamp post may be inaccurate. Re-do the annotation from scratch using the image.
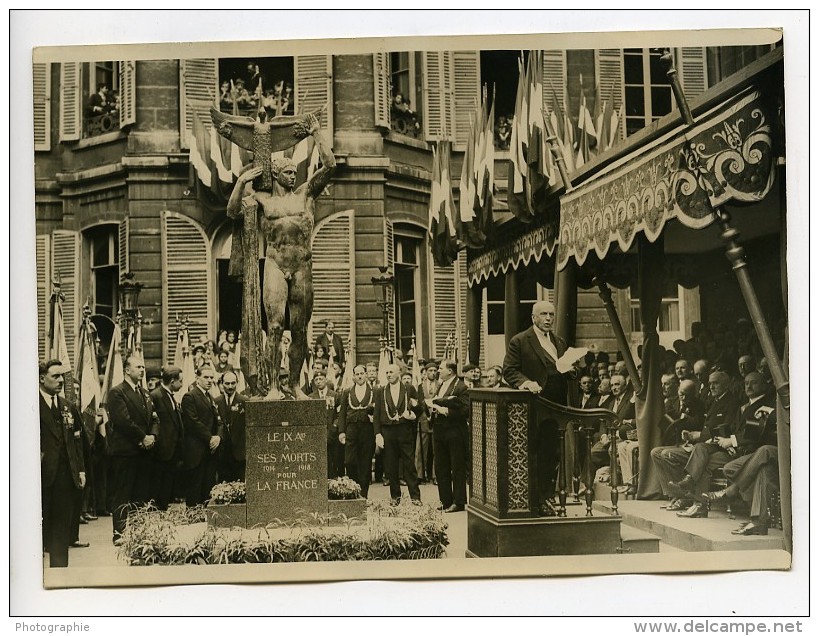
[118,271,143,360]
[370,264,395,345]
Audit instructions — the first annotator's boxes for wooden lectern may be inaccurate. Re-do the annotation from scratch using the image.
[467,388,624,557]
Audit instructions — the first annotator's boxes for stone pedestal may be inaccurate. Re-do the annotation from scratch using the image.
[245,399,329,527]
[466,389,622,557]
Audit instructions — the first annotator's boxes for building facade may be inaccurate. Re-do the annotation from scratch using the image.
[33,42,780,372]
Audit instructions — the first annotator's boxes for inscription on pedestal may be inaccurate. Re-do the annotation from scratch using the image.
[245,400,329,526]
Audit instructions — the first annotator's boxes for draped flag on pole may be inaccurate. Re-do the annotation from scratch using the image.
[172,319,196,401]
[524,51,555,211]
[101,322,124,414]
[576,74,597,169]
[339,344,355,391]
[75,309,102,434]
[459,85,496,249]
[48,281,75,402]
[428,141,459,267]
[507,54,531,222]
[377,346,392,387]
[410,343,422,388]
[189,102,254,194]
[507,51,555,222]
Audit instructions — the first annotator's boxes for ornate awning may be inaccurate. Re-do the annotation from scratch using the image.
[556,85,778,270]
[466,215,559,286]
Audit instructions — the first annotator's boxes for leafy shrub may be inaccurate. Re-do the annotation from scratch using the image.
[119,500,448,565]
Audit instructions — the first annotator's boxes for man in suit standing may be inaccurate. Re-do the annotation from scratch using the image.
[214,370,248,483]
[415,362,439,484]
[105,355,159,544]
[149,365,184,511]
[502,300,569,515]
[338,365,376,497]
[180,365,224,507]
[309,369,342,478]
[315,320,345,371]
[39,360,86,567]
[428,359,469,512]
[374,363,424,505]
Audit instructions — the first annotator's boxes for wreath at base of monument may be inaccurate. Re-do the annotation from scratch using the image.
[117,501,449,564]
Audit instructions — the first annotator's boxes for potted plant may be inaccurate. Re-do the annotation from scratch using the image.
[206,480,248,528]
[327,476,367,518]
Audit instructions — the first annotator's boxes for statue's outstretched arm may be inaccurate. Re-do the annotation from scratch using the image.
[305,113,336,199]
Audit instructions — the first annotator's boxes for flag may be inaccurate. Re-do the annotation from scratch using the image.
[101,323,124,407]
[48,285,75,402]
[508,51,555,222]
[458,104,480,247]
[410,344,422,388]
[428,142,459,267]
[524,51,554,209]
[339,350,355,391]
[172,320,196,401]
[190,103,253,191]
[459,86,495,248]
[75,314,102,433]
[576,74,596,169]
[507,54,532,222]
[377,346,391,387]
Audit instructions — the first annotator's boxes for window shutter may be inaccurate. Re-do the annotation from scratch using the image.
[118,60,136,127]
[59,62,81,142]
[295,55,333,139]
[452,50,479,147]
[36,235,52,359]
[677,47,708,102]
[423,51,454,141]
[33,62,51,151]
[385,219,395,341]
[311,210,355,350]
[431,261,457,359]
[161,212,212,361]
[179,58,217,149]
[373,53,391,129]
[542,50,567,113]
[118,217,129,279]
[51,230,80,363]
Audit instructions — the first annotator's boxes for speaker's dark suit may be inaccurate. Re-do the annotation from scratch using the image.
[40,393,86,567]
[374,382,423,502]
[149,386,184,510]
[431,378,469,508]
[502,326,569,502]
[106,381,159,541]
[338,384,375,497]
[180,386,224,506]
[214,391,248,483]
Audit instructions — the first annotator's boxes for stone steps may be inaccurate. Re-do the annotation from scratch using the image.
[592,499,786,552]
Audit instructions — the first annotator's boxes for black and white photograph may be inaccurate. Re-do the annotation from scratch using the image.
[10,9,810,624]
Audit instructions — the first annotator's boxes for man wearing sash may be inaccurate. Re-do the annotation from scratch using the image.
[338,365,376,497]
[374,363,424,505]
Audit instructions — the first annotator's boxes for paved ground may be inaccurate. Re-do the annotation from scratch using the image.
[51,481,466,570]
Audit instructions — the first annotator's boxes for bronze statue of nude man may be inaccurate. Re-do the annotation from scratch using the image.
[227,112,336,399]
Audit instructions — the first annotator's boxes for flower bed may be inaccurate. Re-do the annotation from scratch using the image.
[119,500,449,564]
